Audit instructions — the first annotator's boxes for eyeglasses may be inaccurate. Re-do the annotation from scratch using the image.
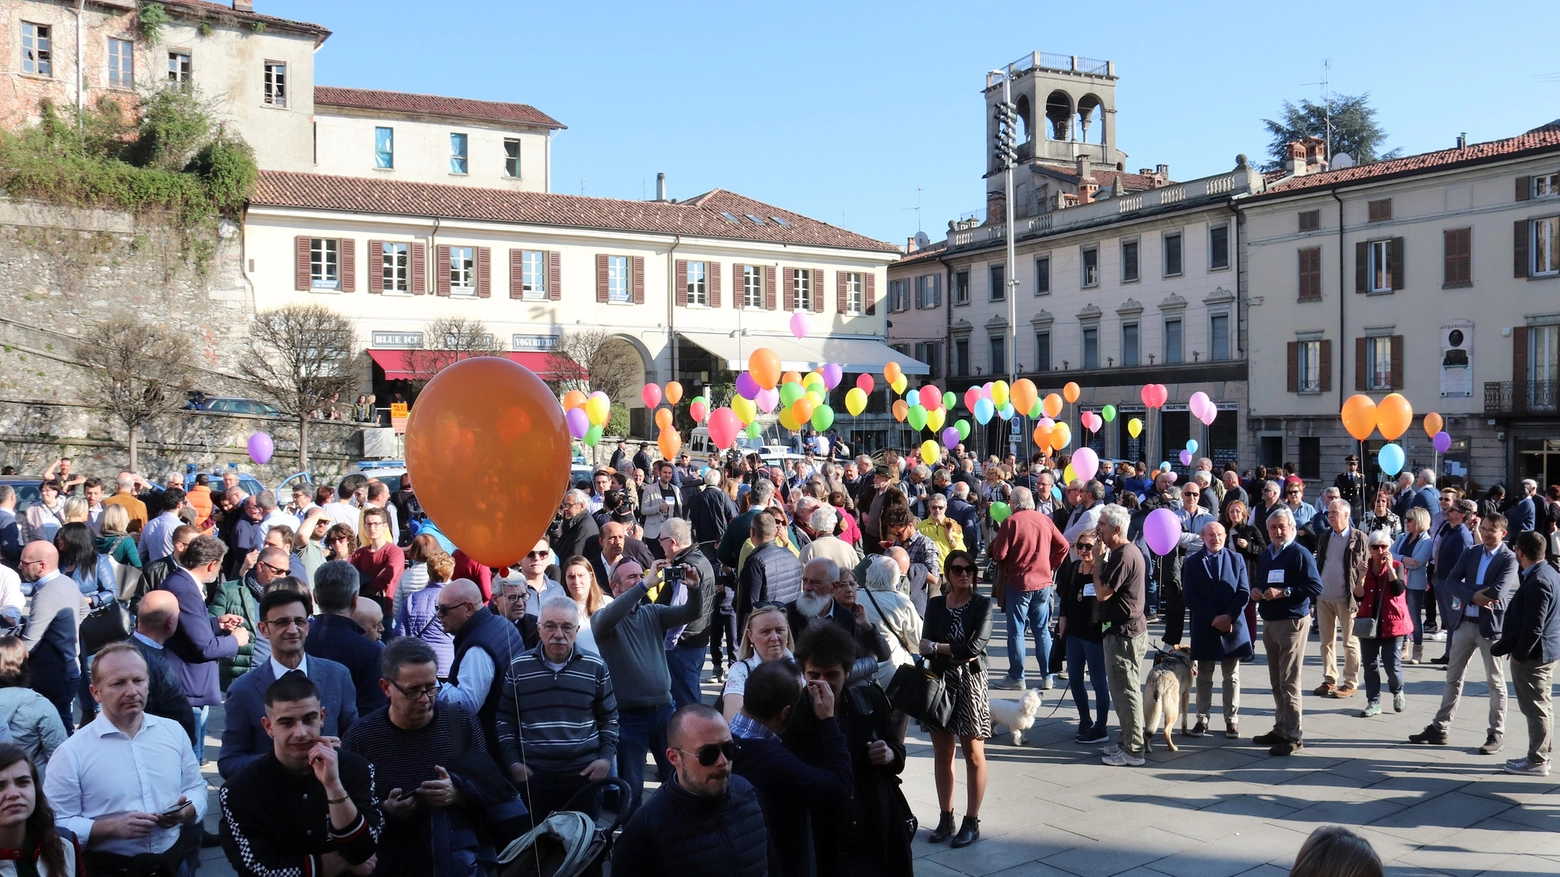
[1370,545,1391,551]
[676,741,738,767]
[435,601,472,617]
[263,616,309,630]
[540,621,578,634]
[947,565,975,576]
[258,561,290,577]
[1076,543,1097,552]
[501,592,528,602]
[389,679,441,701]
[526,550,549,559]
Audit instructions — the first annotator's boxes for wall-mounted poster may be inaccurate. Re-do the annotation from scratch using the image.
[1440,321,1473,398]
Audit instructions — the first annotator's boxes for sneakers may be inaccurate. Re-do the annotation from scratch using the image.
[1360,702,1382,717]
[1270,739,1303,756]
[1188,718,1208,737]
[1313,681,1337,696]
[990,675,1025,690]
[1408,725,1448,745]
[1429,630,1448,642]
[1099,743,1122,757]
[1430,654,1449,665]
[1479,733,1504,755]
[1077,725,1110,745]
[1225,723,1240,740]
[1253,731,1285,746]
[1505,758,1551,776]
[1102,749,1146,767]
[1040,675,1055,691]
[1393,691,1407,712]
[1330,684,1358,698]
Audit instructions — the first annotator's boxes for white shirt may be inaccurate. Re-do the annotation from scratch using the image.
[43,712,207,857]
[0,565,23,626]
[320,501,360,531]
[269,653,309,680]
[437,647,493,714]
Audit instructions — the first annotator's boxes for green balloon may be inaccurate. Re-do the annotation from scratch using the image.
[745,422,761,438]
[584,424,603,446]
[942,392,956,410]
[989,501,1013,524]
[691,395,707,406]
[811,405,835,431]
[955,419,971,440]
[906,404,927,431]
[779,382,805,406]
[1102,404,1117,422]
[1028,401,1044,419]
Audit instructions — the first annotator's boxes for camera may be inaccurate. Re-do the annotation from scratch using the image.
[663,565,685,585]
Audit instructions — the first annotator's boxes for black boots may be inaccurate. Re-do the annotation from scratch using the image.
[952,816,981,848]
[928,811,956,843]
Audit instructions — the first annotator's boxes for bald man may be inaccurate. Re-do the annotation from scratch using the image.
[435,577,527,755]
[131,590,197,742]
[352,597,384,643]
[20,542,79,729]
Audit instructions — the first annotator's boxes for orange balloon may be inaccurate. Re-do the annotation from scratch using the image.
[749,348,782,390]
[791,396,815,424]
[664,381,684,406]
[884,361,903,384]
[655,408,674,430]
[1050,421,1071,451]
[1340,394,1378,442]
[1063,381,1081,405]
[892,400,909,423]
[1423,412,1443,439]
[1033,422,1053,447]
[561,390,587,411]
[658,427,681,460]
[406,358,570,568]
[1010,379,1038,417]
[782,371,803,387]
[1376,393,1413,441]
[1043,393,1064,419]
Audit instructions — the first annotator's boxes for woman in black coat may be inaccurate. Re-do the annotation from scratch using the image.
[1221,499,1265,656]
[918,549,992,849]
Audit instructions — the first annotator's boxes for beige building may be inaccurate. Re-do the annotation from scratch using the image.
[1240,122,1560,489]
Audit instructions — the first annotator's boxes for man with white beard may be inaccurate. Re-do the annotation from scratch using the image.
[785,559,891,664]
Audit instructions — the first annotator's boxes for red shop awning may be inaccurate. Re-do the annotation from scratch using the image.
[368,350,575,381]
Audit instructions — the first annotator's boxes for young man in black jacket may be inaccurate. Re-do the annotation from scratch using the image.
[1494,532,1560,776]
[220,672,382,877]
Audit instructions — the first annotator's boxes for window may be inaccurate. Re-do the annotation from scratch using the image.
[1120,240,1139,283]
[1210,313,1230,361]
[450,133,469,174]
[887,278,909,312]
[1034,331,1051,372]
[745,214,765,225]
[607,255,630,303]
[381,243,409,293]
[914,274,940,308]
[771,217,791,227]
[1122,322,1139,367]
[1082,326,1099,369]
[1081,246,1099,288]
[1533,217,1560,277]
[1298,247,1323,301]
[1369,239,1395,291]
[1298,340,1322,392]
[1299,436,1321,480]
[686,261,708,306]
[448,247,477,294]
[1444,228,1471,287]
[167,51,190,85]
[1209,224,1230,270]
[844,273,863,314]
[915,342,942,379]
[374,127,394,169]
[954,271,969,305]
[310,239,339,289]
[1366,336,1393,390]
[1163,232,1183,276]
[504,139,521,178]
[1534,173,1560,199]
[989,335,1006,375]
[1298,210,1320,232]
[1034,256,1051,295]
[955,339,970,376]
[743,265,764,308]
[107,38,133,89]
[263,61,286,106]
[989,264,1005,301]
[793,268,812,310]
[1532,325,1559,385]
[520,250,547,300]
[22,23,50,76]
[1368,199,1393,222]
[1164,318,1183,364]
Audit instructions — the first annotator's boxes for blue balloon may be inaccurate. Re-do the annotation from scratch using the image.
[974,397,995,425]
[998,403,1015,421]
[1185,439,1199,454]
[1378,442,1406,477]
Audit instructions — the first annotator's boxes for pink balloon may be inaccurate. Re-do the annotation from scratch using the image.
[1165,471,1179,484]
[789,312,808,340]
[690,400,708,423]
[963,387,983,413]
[708,408,741,449]
[756,387,780,413]
[919,385,941,410]
[856,373,875,394]
[1144,508,1181,556]
[641,383,662,409]
[1197,404,1217,427]
[1071,447,1099,482]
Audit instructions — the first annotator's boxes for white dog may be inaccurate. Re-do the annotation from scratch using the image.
[989,689,1043,746]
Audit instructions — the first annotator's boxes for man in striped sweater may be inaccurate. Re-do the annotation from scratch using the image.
[496,596,619,824]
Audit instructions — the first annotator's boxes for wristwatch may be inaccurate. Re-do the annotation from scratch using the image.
[1282,587,1293,598]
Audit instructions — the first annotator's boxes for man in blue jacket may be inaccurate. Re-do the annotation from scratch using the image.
[159,535,247,762]
[305,561,387,718]
[1430,498,1477,665]
[1252,508,1323,756]
[1493,532,1560,775]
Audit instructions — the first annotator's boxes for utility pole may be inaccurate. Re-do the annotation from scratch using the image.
[991,71,1019,389]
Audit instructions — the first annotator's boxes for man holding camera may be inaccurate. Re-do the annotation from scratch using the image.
[658,520,718,710]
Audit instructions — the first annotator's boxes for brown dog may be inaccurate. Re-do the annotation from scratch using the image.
[1143,646,1195,752]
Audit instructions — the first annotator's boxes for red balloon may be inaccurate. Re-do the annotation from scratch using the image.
[855,374,875,394]
[708,407,741,449]
[406,358,570,568]
[964,387,983,413]
[918,385,942,410]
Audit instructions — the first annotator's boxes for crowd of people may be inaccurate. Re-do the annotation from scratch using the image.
[0,442,1556,876]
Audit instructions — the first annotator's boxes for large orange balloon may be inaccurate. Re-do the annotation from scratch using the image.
[1033,422,1053,447]
[749,348,782,390]
[406,358,569,568]
[664,381,684,406]
[658,427,681,460]
[1063,381,1081,405]
[1376,393,1413,440]
[561,390,587,411]
[655,408,674,430]
[1043,393,1064,419]
[791,396,815,424]
[1423,412,1443,439]
[892,400,909,423]
[1010,379,1038,417]
[1340,394,1378,442]
[884,361,903,384]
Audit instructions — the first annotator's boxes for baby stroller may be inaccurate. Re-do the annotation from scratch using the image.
[496,778,632,877]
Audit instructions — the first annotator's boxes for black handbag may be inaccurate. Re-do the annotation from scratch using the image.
[79,600,132,656]
[884,657,954,728]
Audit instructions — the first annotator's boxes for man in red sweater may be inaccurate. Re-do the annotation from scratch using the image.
[350,507,404,617]
[990,486,1070,690]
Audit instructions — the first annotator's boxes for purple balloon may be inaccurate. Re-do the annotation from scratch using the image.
[1144,508,1181,556]
[566,407,590,438]
[735,372,760,399]
[942,427,960,450]
[247,432,274,465]
[821,363,844,390]
[1178,449,1193,466]
[1433,430,1452,453]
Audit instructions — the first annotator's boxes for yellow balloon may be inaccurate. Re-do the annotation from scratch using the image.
[991,380,1010,409]
[891,376,908,395]
[1127,417,1143,439]
[1063,464,1076,484]
[806,387,826,405]
[778,410,801,431]
[802,372,825,388]
[920,440,939,466]
[585,396,611,426]
[844,388,868,416]
[732,395,757,425]
[926,407,946,433]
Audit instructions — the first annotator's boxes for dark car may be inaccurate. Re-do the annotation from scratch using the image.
[0,477,42,512]
[196,396,284,417]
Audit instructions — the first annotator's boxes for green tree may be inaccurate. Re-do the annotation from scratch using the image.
[1262,93,1400,170]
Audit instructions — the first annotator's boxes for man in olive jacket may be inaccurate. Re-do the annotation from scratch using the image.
[208,547,291,691]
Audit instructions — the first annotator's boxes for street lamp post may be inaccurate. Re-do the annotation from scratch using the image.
[991,69,1019,454]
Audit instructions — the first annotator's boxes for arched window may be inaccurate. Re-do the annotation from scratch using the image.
[1045,91,1073,141]
[1077,94,1104,144]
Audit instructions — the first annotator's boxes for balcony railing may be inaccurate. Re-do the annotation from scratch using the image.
[1484,380,1559,415]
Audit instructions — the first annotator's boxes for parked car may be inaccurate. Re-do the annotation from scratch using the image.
[355,461,406,494]
[183,471,265,497]
[195,396,284,417]
[0,478,42,512]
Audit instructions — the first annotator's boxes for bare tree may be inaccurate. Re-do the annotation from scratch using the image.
[240,303,359,471]
[75,315,197,472]
[547,328,640,402]
[403,316,500,391]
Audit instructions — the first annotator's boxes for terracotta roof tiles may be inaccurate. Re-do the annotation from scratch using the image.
[313,87,565,130]
[160,0,330,41]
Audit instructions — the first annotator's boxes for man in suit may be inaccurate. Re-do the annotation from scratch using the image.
[130,589,197,743]
[553,489,599,563]
[159,535,248,762]
[304,560,387,718]
[1509,480,1539,540]
[585,519,655,593]
[1391,473,1416,520]
[1411,469,1440,515]
[1494,532,1560,775]
[1410,511,1518,754]
[220,588,357,779]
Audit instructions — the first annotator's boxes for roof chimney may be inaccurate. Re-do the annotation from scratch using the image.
[655,172,666,202]
[1156,163,1169,177]
[906,236,916,253]
[233,0,253,11]
[1456,132,1467,149]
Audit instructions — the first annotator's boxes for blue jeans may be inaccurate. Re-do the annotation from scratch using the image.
[1406,589,1426,645]
[616,702,674,815]
[193,705,210,763]
[1362,636,1404,702]
[1066,636,1110,729]
[666,645,706,711]
[1005,587,1053,683]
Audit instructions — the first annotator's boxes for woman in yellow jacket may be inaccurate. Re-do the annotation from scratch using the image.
[918,492,966,569]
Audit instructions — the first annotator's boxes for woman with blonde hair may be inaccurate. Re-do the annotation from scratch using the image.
[718,605,794,721]
[61,498,88,526]
[560,556,606,654]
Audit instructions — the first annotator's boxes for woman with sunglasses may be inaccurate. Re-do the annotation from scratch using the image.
[719,606,794,722]
[1355,530,1410,717]
[919,549,992,848]
[1058,532,1111,744]
[1391,507,1435,664]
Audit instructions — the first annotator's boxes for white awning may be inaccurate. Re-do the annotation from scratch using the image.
[679,331,929,375]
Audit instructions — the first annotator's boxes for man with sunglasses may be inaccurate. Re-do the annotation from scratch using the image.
[209,545,295,693]
[436,578,527,757]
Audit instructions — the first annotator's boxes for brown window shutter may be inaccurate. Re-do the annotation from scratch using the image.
[731,264,744,309]
[436,245,451,296]
[783,268,795,310]
[764,266,776,310]
[1368,199,1392,223]
[476,247,491,298]
[509,249,523,299]
[411,242,425,295]
[675,260,688,308]
[836,271,847,313]
[631,256,644,304]
[548,251,561,301]
[1389,237,1404,290]
[1355,241,1368,293]
[1287,341,1299,393]
[1390,335,1404,390]
[1319,339,1332,392]
[1515,220,1530,278]
[366,240,384,293]
[813,270,825,312]
[708,261,721,308]
[596,254,609,303]
[1457,228,1471,285]
[865,273,876,315]
[1443,230,1458,286]
[339,239,356,292]
[295,236,311,290]
[1516,176,1531,202]
[1355,336,1368,391]
[1298,247,1321,301]
[1444,228,1471,286]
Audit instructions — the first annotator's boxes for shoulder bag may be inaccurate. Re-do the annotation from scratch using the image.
[1352,567,1388,640]
[79,600,132,656]
[873,590,954,728]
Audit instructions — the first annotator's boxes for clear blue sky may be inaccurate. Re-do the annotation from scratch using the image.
[270,0,1559,247]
